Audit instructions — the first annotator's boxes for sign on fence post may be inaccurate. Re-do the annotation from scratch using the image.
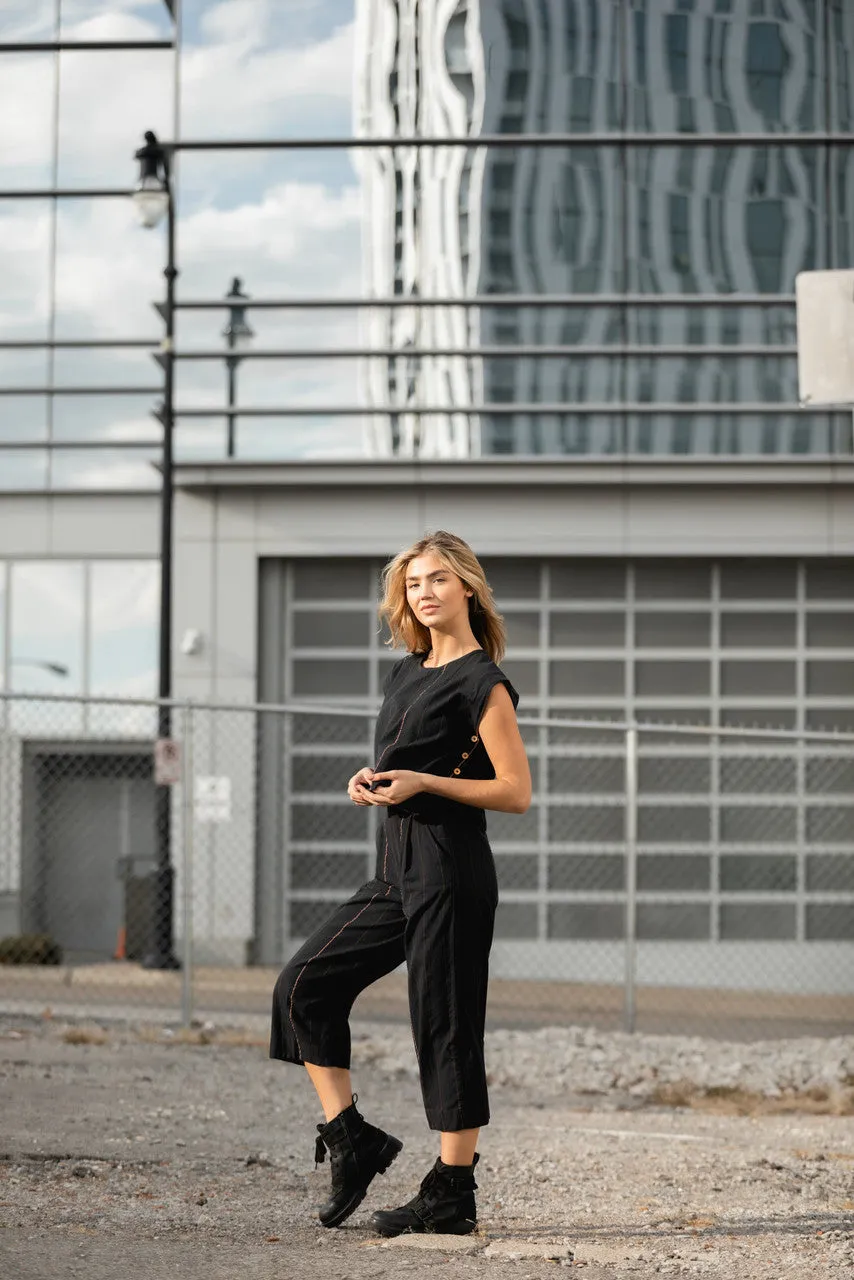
[154,738,182,785]
[194,776,232,823]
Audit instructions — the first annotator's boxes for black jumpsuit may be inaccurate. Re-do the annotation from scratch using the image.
[270,649,519,1132]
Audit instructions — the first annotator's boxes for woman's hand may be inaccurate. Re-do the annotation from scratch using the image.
[347,766,376,805]
[360,770,424,806]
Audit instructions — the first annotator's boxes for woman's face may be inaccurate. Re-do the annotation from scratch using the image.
[404,553,473,630]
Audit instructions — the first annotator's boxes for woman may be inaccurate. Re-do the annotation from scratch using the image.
[270,531,531,1237]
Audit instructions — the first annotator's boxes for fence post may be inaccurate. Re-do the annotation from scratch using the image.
[180,700,194,1029]
[623,724,638,1034]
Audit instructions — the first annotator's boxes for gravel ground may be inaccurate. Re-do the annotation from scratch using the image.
[1,1013,853,1280]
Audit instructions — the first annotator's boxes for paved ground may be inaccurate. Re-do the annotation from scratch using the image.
[1,1013,853,1279]
[3,963,854,1039]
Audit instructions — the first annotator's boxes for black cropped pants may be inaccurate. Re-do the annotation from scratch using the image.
[270,812,498,1132]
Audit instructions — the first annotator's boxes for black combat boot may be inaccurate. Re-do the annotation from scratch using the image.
[370,1154,479,1237]
[313,1095,403,1228]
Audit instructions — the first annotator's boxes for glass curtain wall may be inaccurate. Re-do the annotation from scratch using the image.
[472,0,854,456]
[4,2,854,472]
[0,1,176,490]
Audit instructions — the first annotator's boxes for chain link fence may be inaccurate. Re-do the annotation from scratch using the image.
[1,691,852,1038]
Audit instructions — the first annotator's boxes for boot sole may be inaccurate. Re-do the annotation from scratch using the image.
[320,1136,403,1229]
[371,1217,477,1239]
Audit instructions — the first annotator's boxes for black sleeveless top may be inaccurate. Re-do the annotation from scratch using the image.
[373,649,519,825]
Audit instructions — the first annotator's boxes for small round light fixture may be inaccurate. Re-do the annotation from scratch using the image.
[132,130,170,229]
[222,277,255,351]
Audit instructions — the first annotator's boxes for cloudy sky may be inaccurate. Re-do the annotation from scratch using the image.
[1,0,369,489]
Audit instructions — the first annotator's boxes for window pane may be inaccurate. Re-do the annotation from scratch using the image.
[548,854,625,891]
[293,561,372,600]
[638,757,710,793]
[634,563,711,599]
[721,613,797,647]
[635,660,709,696]
[10,562,84,694]
[293,611,371,648]
[720,562,797,599]
[720,660,795,696]
[806,904,854,941]
[57,51,173,187]
[719,904,797,941]
[805,563,854,599]
[53,199,165,340]
[806,660,854,696]
[551,660,624,696]
[636,903,710,940]
[626,2,824,134]
[635,613,710,647]
[1,54,54,189]
[480,560,540,600]
[495,902,538,939]
[550,562,625,600]
[504,611,541,647]
[806,613,854,647]
[550,613,626,647]
[719,856,797,892]
[625,148,822,296]
[637,806,711,843]
[550,757,625,793]
[495,855,539,890]
[549,903,625,941]
[719,757,796,794]
[637,855,709,891]
[292,659,370,696]
[90,562,159,698]
[0,199,51,340]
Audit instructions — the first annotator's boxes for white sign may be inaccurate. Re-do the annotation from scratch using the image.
[194,776,232,824]
[796,268,854,406]
[154,738,182,786]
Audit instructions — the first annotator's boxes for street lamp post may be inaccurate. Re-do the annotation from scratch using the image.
[133,129,179,971]
[223,277,254,457]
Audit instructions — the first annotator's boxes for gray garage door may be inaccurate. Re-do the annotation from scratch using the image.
[256,557,854,987]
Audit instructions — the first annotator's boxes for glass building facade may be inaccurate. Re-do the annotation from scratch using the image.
[4,0,854,469]
[358,0,854,457]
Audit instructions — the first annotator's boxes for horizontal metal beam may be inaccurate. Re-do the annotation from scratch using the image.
[0,440,161,450]
[0,189,130,200]
[0,339,158,350]
[176,293,796,310]
[0,41,174,51]
[167,344,798,360]
[0,386,160,396]
[165,132,854,150]
[171,402,831,417]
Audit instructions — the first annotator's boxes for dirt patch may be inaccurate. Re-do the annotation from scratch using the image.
[652,1082,854,1117]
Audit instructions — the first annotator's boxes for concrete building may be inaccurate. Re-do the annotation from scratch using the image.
[1,0,853,996]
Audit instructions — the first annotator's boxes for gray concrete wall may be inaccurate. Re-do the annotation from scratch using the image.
[0,493,160,559]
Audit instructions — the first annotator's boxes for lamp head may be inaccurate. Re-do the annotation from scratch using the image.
[132,130,169,228]
[222,276,255,347]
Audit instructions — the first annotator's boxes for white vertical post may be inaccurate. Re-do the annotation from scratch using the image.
[623,724,638,1034]
[180,700,194,1028]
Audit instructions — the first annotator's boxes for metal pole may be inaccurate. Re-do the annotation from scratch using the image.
[145,167,180,970]
[623,725,638,1034]
[226,333,237,458]
[180,700,194,1027]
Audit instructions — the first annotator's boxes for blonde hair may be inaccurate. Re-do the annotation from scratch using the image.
[379,531,507,664]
